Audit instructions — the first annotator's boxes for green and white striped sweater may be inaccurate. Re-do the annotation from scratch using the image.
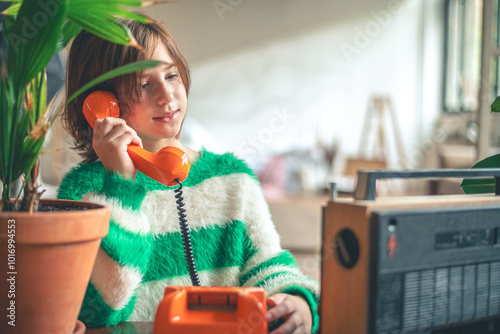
[57,149,319,332]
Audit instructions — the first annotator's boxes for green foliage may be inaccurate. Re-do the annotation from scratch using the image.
[460,153,500,193]
[492,96,500,113]
[0,0,161,210]
[461,95,500,194]
[5,0,68,95]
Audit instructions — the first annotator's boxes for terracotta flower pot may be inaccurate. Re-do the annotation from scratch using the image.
[0,199,109,334]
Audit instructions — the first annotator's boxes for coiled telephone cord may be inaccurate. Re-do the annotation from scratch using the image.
[174,178,201,286]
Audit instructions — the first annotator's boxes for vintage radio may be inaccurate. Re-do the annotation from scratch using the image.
[320,170,500,334]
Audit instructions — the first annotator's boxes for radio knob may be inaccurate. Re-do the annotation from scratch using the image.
[334,228,360,269]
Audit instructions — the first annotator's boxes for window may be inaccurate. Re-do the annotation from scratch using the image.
[493,0,500,97]
[443,0,500,113]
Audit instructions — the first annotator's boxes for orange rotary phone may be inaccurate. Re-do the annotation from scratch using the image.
[153,286,267,334]
[83,91,267,334]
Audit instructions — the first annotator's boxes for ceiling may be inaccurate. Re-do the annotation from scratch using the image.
[142,0,395,65]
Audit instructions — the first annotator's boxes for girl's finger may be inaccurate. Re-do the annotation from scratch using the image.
[266,300,293,322]
[269,313,303,334]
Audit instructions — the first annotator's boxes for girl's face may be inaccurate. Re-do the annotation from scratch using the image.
[123,43,187,152]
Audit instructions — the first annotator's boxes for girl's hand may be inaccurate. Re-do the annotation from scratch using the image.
[92,117,142,180]
[266,293,312,334]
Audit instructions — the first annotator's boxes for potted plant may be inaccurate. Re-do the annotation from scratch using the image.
[0,1,161,333]
[461,95,500,194]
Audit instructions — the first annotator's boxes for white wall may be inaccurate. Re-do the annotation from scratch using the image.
[144,0,445,178]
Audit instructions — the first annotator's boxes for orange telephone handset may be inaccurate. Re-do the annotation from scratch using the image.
[82,91,190,186]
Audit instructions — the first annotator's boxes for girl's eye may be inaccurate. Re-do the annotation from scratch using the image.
[166,74,178,80]
[141,82,150,89]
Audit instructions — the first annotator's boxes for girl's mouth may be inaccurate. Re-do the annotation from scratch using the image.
[153,110,178,123]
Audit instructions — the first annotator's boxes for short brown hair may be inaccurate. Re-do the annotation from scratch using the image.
[63,15,191,163]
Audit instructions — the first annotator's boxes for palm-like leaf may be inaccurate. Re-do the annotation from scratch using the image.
[56,19,83,53]
[0,56,12,183]
[67,60,161,103]
[5,0,68,94]
[0,0,164,210]
[67,0,146,48]
[0,2,21,16]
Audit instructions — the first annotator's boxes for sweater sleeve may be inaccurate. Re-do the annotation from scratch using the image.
[241,250,320,333]
[233,173,320,334]
[58,165,153,327]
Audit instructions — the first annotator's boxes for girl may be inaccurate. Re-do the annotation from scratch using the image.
[59,15,319,334]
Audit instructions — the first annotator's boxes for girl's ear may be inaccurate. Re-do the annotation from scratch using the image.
[117,97,134,119]
[115,87,141,119]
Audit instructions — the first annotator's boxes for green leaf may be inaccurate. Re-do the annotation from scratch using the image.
[17,137,44,176]
[460,153,500,193]
[0,58,10,182]
[70,0,143,7]
[66,60,161,103]
[2,2,21,16]
[68,15,131,46]
[2,13,18,47]
[70,3,148,24]
[460,178,495,194]
[67,0,144,47]
[491,96,500,113]
[56,19,83,53]
[7,0,68,94]
[30,69,47,123]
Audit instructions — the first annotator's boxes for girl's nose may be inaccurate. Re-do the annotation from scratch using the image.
[156,83,174,106]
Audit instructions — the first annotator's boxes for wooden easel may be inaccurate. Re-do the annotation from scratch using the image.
[344,95,405,176]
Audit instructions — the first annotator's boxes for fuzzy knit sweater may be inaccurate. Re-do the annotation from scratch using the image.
[57,149,319,332]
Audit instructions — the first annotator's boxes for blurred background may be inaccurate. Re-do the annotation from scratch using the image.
[37,0,500,280]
